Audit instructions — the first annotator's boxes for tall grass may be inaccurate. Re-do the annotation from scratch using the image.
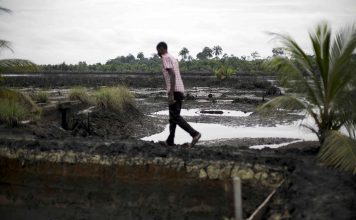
[31,91,49,103]
[0,99,27,126]
[93,86,134,112]
[0,87,40,114]
[68,86,93,104]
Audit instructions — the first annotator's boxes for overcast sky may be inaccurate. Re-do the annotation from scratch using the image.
[0,0,355,64]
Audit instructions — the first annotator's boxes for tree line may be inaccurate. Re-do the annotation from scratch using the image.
[39,46,286,74]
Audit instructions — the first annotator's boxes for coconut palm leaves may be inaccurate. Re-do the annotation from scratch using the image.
[0,6,37,79]
[318,131,356,174]
[259,22,356,173]
[0,59,37,72]
[0,6,11,14]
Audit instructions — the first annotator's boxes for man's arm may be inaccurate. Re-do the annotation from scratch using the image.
[167,68,176,93]
[167,68,176,104]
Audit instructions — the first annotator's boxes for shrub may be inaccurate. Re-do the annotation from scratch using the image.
[213,65,235,80]
[93,86,134,112]
[0,99,28,126]
[68,86,93,104]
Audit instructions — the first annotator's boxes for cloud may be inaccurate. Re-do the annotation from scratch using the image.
[0,0,355,64]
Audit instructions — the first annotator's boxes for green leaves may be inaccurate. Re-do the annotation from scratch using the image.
[257,95,306,113]
[268,22,356,174]
[318,131,356,174]
[213,65,235,80]
[0,6,11,14]
[0,59,38,73]
[0,40,13,53]
[0,6,37,75]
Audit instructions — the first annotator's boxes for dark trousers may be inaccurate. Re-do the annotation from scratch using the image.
[166,92,198,145]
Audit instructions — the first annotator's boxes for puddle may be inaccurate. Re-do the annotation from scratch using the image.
[77,106,96,115]
[151,108,253,117]
[141,120,318,145]
[250,140,304,149]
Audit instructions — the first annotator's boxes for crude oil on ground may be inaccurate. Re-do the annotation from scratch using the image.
[0,73,355,220]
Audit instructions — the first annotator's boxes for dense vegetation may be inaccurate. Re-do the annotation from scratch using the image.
[38,47,283,74]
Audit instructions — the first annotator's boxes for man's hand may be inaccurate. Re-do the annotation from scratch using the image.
[168,91,176,105]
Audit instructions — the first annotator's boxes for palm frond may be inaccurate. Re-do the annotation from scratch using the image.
[309,22,331,86]
[0,40,13,53]
[0,7,11,14]
[257,95,307,113]
[268,33,325,108]
[331,88,356,129]
[328,25,356,102]
[317,130,356,174]
[0,59,38,72]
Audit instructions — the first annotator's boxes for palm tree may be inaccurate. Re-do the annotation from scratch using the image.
[258,22,356,173]
[0,6,37,81]
[137,52,145,61]
[179,47,189,61]
[212,45,222,59]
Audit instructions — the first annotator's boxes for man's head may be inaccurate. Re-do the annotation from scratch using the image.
[156,41,168,57]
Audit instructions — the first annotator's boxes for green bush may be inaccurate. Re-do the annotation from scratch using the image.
[93,86,134,112]
[31,91,49,103]
[213,65,235,80]
[0,99,28,126]
[68,86,93,104]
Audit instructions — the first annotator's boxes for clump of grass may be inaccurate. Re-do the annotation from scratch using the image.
[68,86,93,104]
[93,86,134,112]
[31,91,49,103]
[0,87,41,115]
[0,99,28,126]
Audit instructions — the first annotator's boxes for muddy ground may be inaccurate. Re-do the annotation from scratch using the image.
[0,73,355,219]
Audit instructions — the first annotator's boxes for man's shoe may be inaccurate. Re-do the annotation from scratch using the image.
[159,141,175,147]
[190,133,201,147]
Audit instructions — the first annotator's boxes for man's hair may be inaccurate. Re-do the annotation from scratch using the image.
[156,41,168,50]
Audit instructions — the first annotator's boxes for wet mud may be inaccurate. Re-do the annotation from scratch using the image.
[0,73,355,219]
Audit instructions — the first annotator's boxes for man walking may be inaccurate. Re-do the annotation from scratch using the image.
[156,42,201,147]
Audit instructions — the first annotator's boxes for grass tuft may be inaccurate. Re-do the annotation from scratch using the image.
[0,98,28,126]
[68,86,93,104]
[0,87,40,114]
[93,86,134,112]
[31,91,49,103]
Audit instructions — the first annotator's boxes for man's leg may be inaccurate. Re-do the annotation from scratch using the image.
[166,100,180,145]
[171,92,199,137]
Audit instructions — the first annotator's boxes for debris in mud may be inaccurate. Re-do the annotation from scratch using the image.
[200,110,224,114]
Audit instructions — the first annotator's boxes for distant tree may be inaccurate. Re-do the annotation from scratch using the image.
[137,52,145,60]
[212,45,223,59]
[196,47,213,60]
[150,53,160,61]
[240,56,247,61]
[77,61,87,71]
[126,54,136,63]
[251,51,260,60]
[272,47,284,57]
[179,47,189,61]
